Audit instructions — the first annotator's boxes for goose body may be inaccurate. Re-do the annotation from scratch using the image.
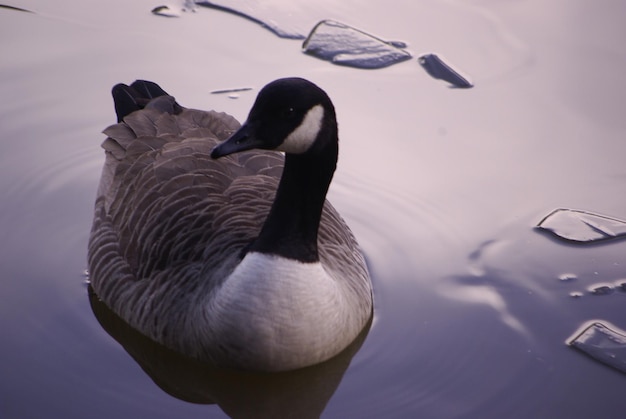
[88,78,373,371]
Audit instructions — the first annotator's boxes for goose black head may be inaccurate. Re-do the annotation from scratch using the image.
[211,78,337,159]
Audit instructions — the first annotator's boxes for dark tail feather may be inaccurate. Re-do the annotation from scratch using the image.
[130,80,170,100]
[112,83,141,122]
[112,80,182,122]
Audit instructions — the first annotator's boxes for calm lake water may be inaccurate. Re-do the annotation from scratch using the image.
[2,0,626,417]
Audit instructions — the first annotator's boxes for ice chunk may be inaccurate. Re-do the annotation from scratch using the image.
[537,208,626,243]
[568,321,626,374]
[0,4,33,13]
[152,5,181,18]
[302,20,412,69]
[589,284,614,296]
[210,87,252,95]
[183,0,197,12]
[195,0,305,39]
[418,54,473,88]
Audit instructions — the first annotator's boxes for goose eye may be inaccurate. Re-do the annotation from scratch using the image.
[283,107,296,119]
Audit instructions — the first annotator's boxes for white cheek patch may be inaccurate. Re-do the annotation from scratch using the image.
[278,104,324,154]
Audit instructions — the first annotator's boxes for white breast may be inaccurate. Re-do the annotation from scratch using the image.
[207,251,354,370]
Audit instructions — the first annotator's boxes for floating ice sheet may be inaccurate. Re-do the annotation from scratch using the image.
[302,20,412,69]
[537,208,626,243]
[418,54,473,88]
[568,321,626,374]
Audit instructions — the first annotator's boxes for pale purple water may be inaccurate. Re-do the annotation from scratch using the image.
[2,1,626,417]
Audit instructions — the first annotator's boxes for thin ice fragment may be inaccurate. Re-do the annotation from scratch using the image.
[418,54,473,88]
[302,20,412,69]
[195,0,305,39]
[0,5,33,13]
[152,5,181,18]
[210,87,252,95]
[537,208,626,243]
[568,322,626,374]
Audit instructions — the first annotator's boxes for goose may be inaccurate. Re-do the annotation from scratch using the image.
[88,78,373,371]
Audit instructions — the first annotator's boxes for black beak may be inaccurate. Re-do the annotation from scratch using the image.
[211,123,263,159]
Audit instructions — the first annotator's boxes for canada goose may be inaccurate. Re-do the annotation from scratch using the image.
[88,78,373,371]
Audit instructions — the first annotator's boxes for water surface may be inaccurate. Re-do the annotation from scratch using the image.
[2,0,626,417]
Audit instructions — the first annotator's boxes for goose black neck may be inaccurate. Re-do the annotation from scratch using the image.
[250,140,338,263]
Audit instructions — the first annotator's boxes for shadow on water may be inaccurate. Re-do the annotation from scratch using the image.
[88,286,372,418]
